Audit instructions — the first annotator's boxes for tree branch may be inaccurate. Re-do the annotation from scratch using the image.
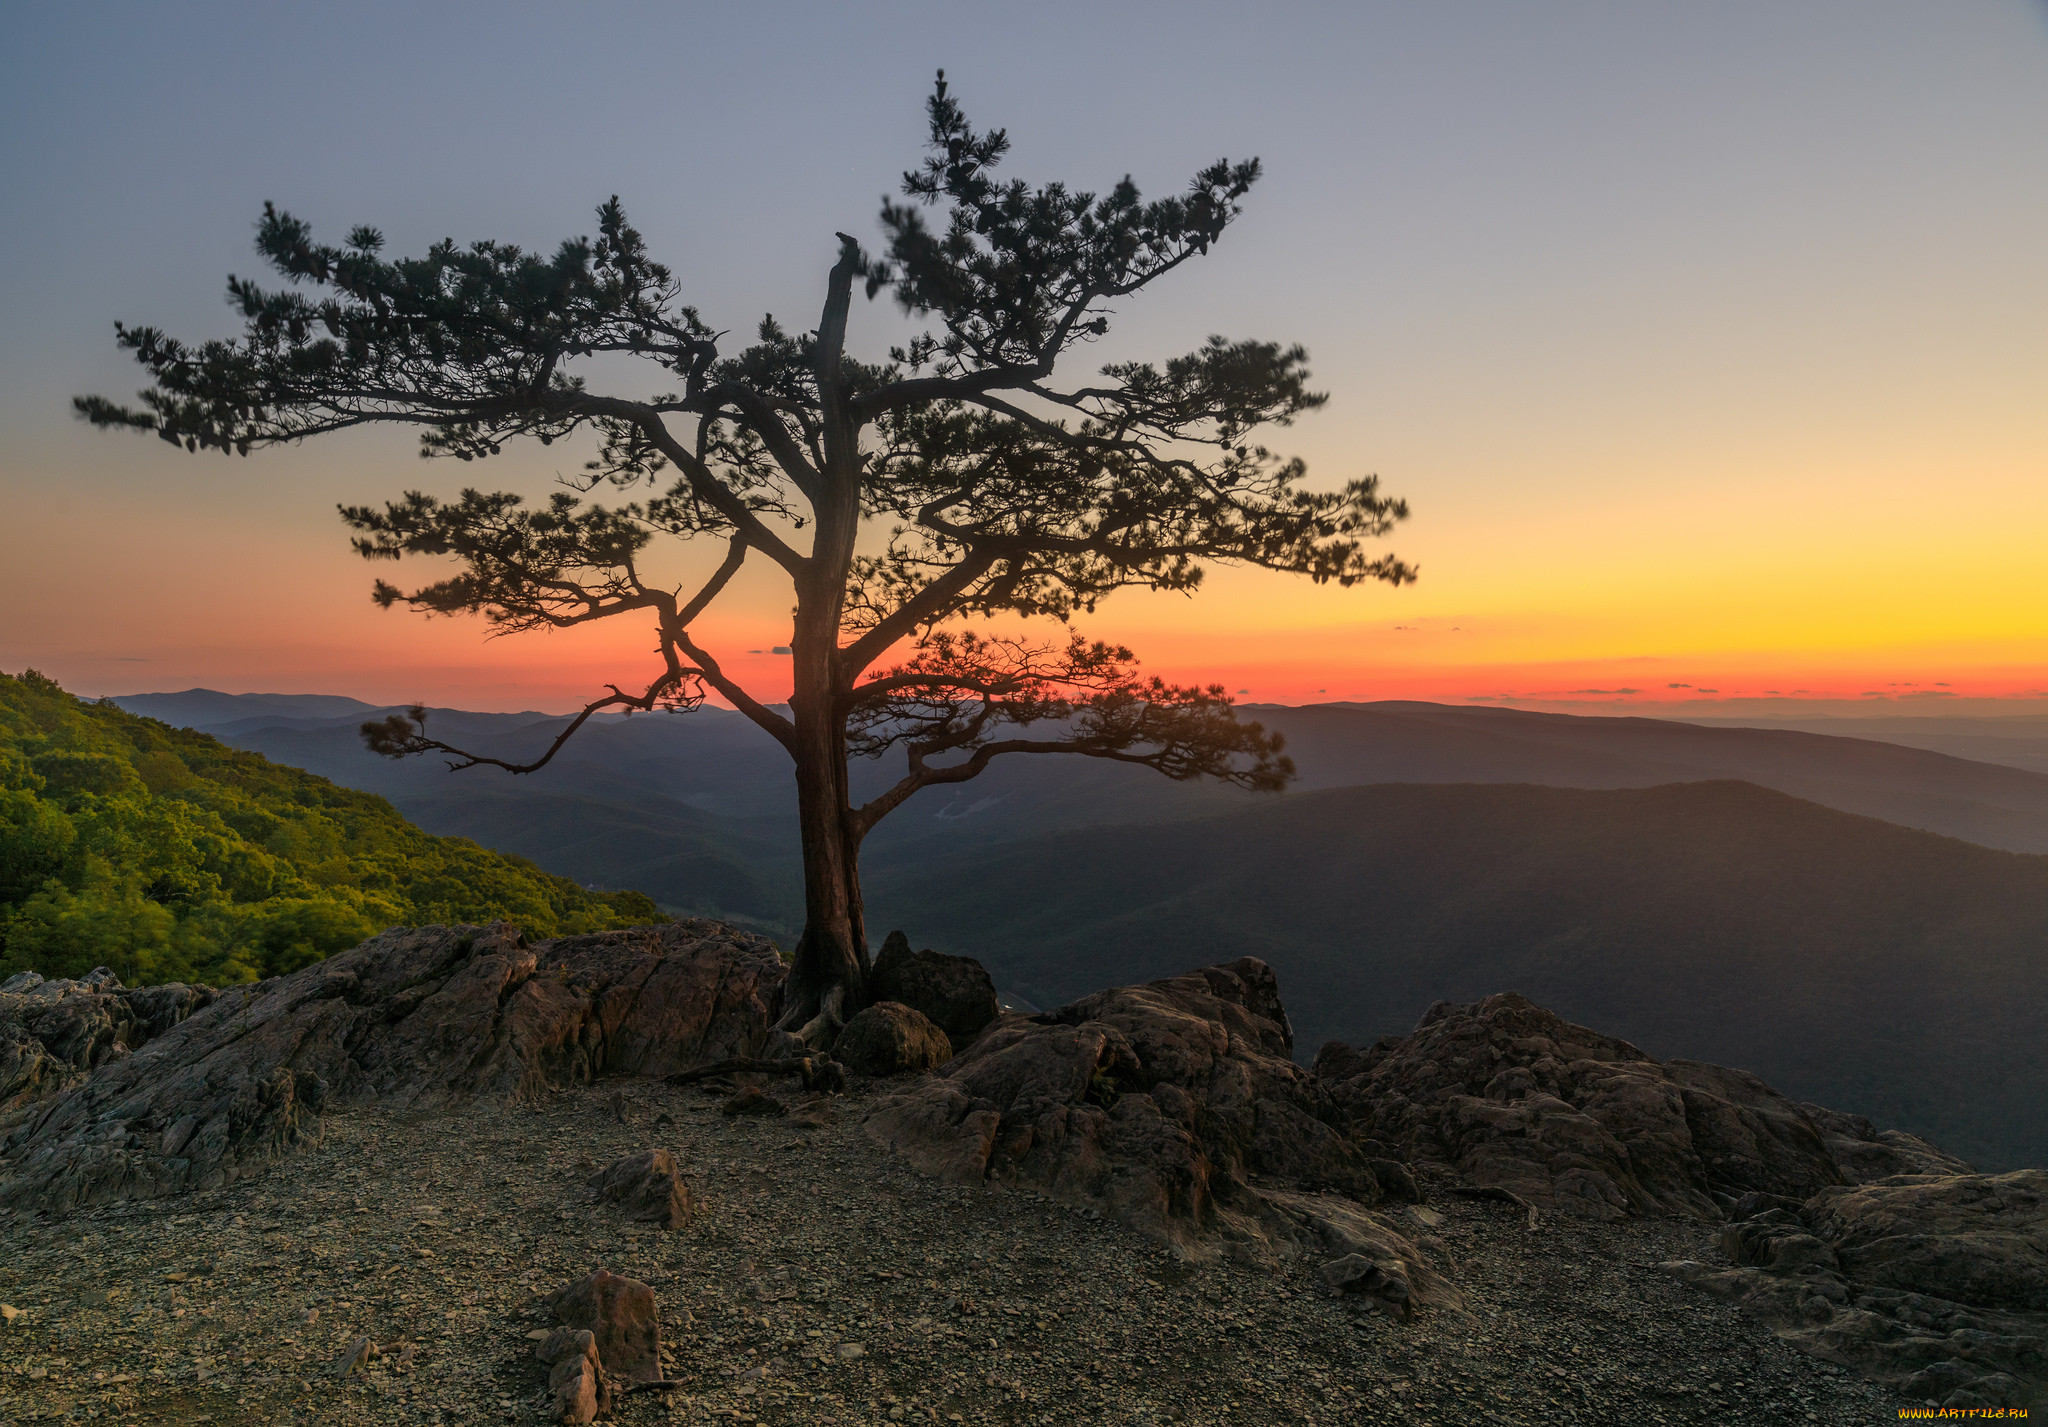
[360,664,703,775]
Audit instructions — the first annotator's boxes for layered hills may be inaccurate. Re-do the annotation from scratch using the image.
[111,691,2048,933]
[102,690,2048,1170]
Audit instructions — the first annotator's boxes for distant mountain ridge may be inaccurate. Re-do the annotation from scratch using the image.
[110,688,385,728]
[94,687,2048,1169]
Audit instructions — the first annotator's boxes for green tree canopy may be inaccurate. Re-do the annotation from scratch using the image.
[0,671,660,986]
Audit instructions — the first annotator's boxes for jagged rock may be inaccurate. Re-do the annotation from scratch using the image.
[589,1149,691,1229]
[869,932,1000,1052]
[0,1021,59,1115]
[866,958,1407,1263]
[1664,1170,2048,1409]
[1315,992,1971,1221]
[536,1326,603,1423]
[544,1269,662,1386]
[0,919,785,1212]
[834,1001,953,1076]
[0,969,214,1118]
[121,983,215,1041]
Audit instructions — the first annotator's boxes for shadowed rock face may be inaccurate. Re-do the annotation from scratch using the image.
[868,933,999,1053]
[863,957,1405,1262]
[0,919,785,1212]
[1314,992,1969,1221]
[1666,1170,2048,1410]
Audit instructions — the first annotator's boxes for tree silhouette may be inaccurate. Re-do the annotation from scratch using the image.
[78,73,1413,1040]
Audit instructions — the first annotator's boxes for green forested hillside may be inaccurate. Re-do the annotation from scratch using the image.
[0,671,662,985]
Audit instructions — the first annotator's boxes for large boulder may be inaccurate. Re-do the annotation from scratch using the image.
[0,919,785,1212]
[869,932,999,1052]
[1664,1170,2048,1409]
[865,957,1403,1260]
[834,1001,953,1076]
[545,1268,664,1386]
[1315,992,1969,1221]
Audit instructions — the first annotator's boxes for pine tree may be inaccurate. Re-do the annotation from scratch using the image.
[78,74,1412,1039]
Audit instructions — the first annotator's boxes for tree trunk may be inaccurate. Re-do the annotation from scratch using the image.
[777,237,869,1046]
[777,707,868,1042]
[775,565,867,1044]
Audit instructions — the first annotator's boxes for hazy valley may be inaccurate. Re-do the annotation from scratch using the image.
[107,690,2048,1173]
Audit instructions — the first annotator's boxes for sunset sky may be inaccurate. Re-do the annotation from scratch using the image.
[4,3,2045,716]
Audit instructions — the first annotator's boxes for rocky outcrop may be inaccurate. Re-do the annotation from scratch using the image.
[0,919,785,1212]
[590,1149,692,1230]
[0,969,214,1118]
[1664,1170,2048,1409]
[864,958,1414,1263]
[834,1001,953,1076]
[1315,992,1969,1221]
[868,933,1000,1053]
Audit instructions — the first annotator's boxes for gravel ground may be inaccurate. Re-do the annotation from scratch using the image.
[0,1078,1915,1426]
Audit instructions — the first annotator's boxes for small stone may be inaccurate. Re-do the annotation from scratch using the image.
[537,1327,602,1423]
[589,1149,692,1229]
[0,1303,20,1324]
[527,1328,552,1341]
[1322,1254,1415,1320]
[334,1336,374,1378]
[836,1341,866,1359]
[722,1085,787,1118]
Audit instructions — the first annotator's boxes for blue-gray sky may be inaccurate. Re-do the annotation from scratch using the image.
[3,2,2044,712]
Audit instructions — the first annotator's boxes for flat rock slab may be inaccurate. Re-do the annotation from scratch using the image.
[0,919,784,1212]
[1316,991,1970,1221]
[1665,1169,2048,1409]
